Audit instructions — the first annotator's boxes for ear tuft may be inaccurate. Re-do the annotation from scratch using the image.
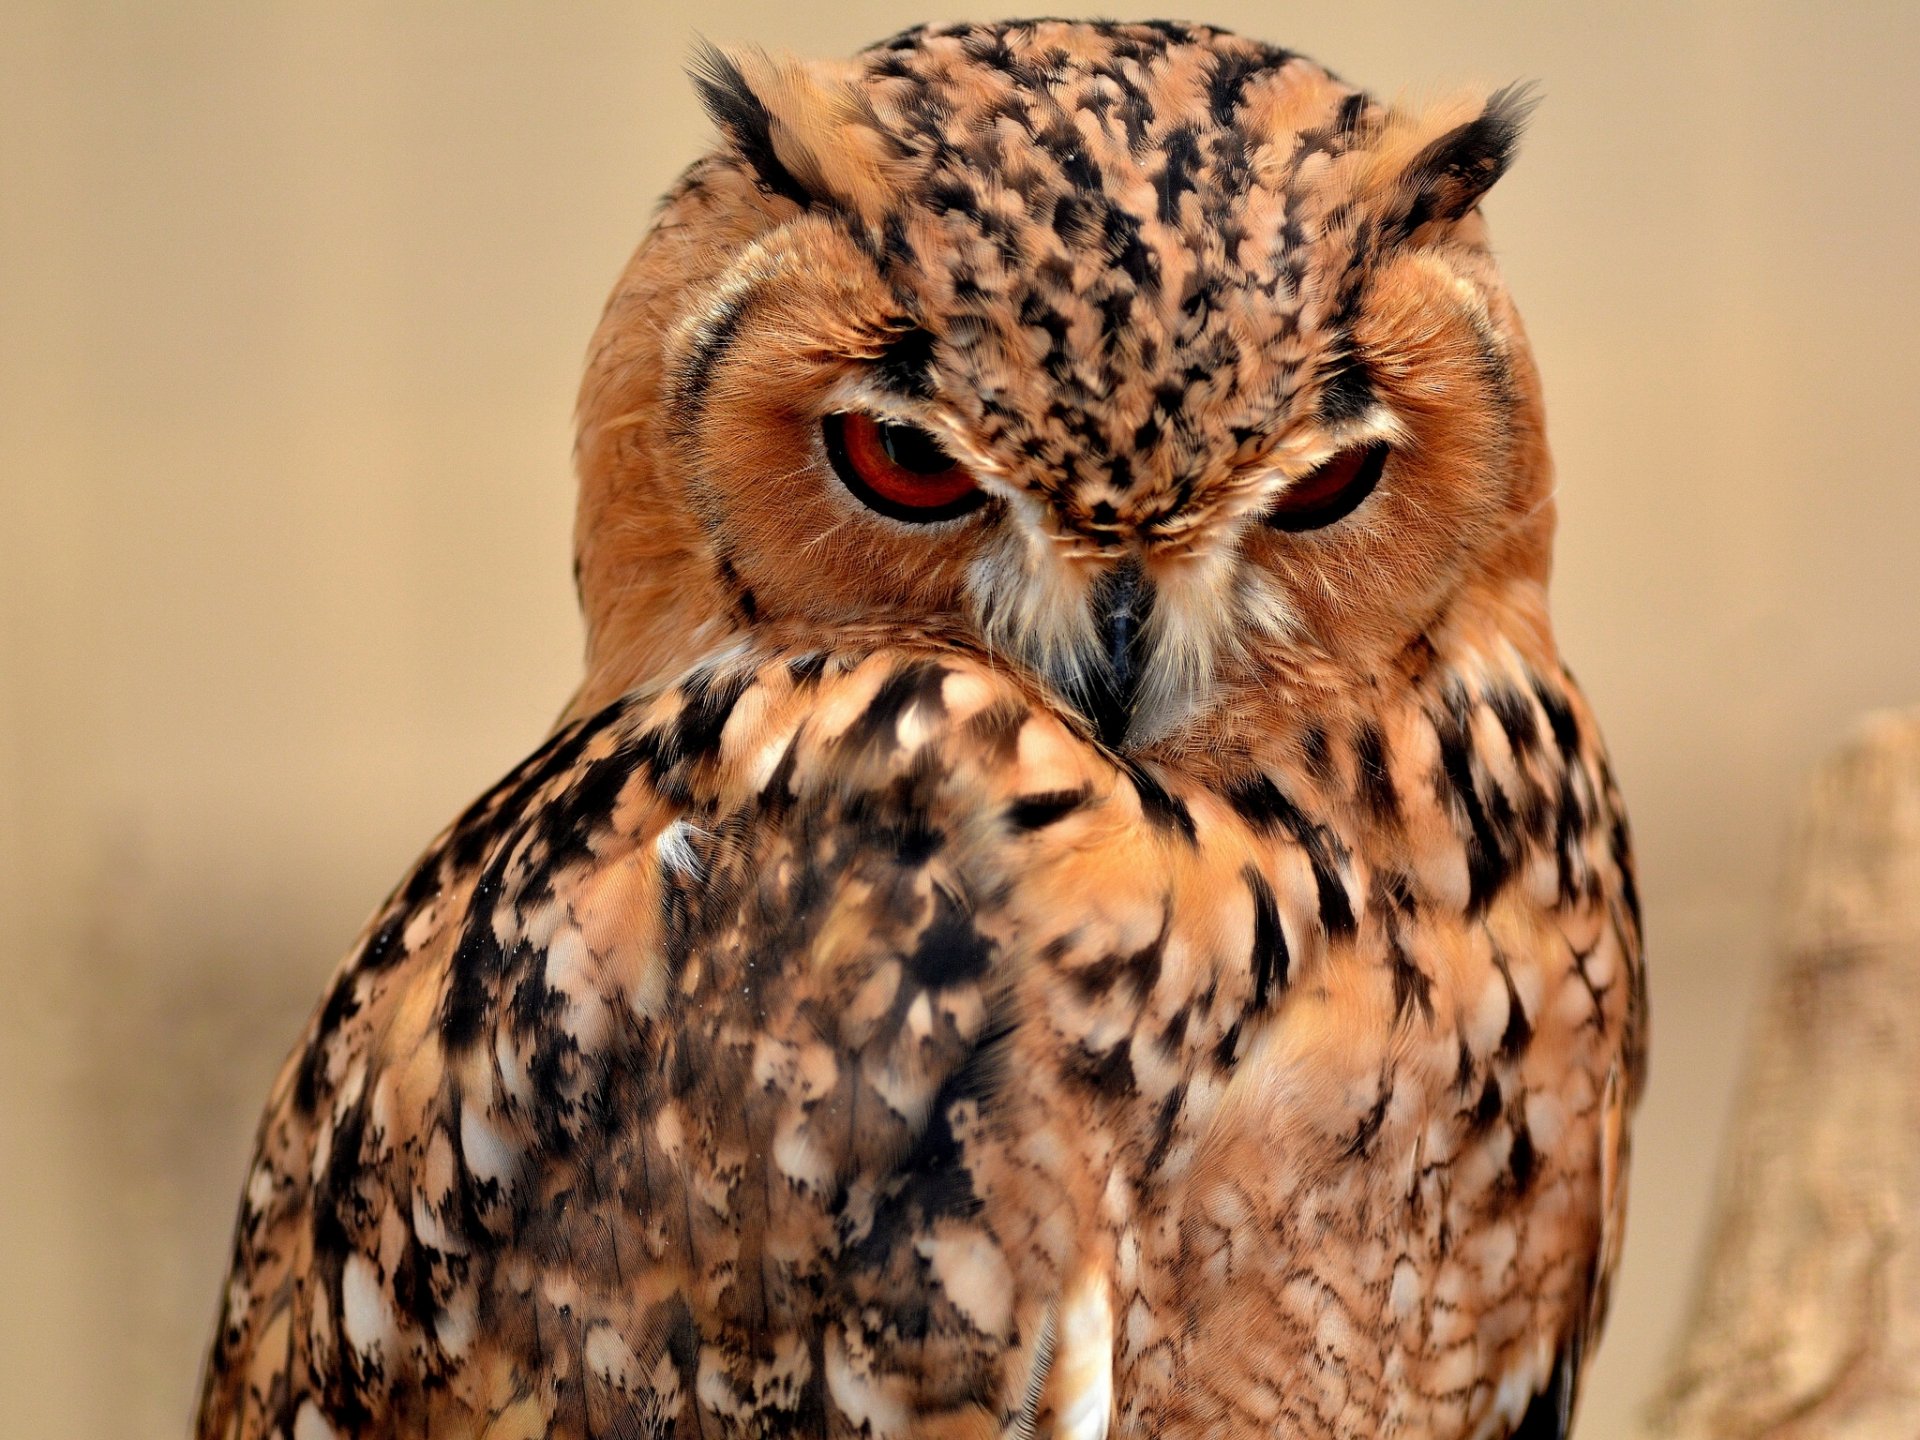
[689,41,816,209]
[1397,83,1539,233]
[688,42,911,223]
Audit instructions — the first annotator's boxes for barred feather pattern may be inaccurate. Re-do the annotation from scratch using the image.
[198,632,1640,1439]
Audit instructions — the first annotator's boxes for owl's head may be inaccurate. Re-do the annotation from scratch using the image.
[573,20,1553,754]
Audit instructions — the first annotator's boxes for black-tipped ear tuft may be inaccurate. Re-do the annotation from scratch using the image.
[1398,83,1539,235]
[688,40,814,210]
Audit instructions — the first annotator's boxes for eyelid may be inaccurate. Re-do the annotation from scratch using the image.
[1263,440,1391,532]
[817,382,1011,488]
[1253,410,1406,491]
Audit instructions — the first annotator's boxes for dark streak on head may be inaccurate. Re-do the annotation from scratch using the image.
[1390,83,1537,242]
[1207,45,1283,127]
[675,287,757,427]
[1317,353,1376,424]
[875,325,939,399]
[690,43,816,209]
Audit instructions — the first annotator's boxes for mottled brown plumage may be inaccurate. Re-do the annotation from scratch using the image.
[198,20,1643,1440]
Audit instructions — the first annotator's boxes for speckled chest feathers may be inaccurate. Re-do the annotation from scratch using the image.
[197,19,1645,1440]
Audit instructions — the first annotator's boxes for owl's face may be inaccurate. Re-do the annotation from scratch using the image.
[574,21,1555,752]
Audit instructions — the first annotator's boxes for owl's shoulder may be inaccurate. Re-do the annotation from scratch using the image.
[196,642,1148,1436]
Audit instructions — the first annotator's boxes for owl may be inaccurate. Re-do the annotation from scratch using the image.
[196,20,1643,1440]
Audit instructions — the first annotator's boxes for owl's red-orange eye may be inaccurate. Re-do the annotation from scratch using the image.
[823,412,984,524]
[1265,442,1390,532]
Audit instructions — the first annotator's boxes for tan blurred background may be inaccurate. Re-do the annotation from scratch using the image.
[3,3,1917,1435]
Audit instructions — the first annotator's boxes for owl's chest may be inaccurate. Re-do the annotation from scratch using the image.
[973,750,1616,1423]
[1092,844,1632,1439]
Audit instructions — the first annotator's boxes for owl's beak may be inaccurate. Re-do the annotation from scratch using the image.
[1077,555,1154,749]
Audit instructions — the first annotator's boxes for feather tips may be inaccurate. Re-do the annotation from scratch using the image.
[1350,83,1540,243]
[689,41,912,222]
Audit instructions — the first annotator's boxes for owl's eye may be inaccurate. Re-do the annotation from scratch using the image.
[823,413,984,524]
[1265,442,1390,532]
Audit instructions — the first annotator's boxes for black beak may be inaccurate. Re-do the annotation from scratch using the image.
[1077,556,1154,749]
